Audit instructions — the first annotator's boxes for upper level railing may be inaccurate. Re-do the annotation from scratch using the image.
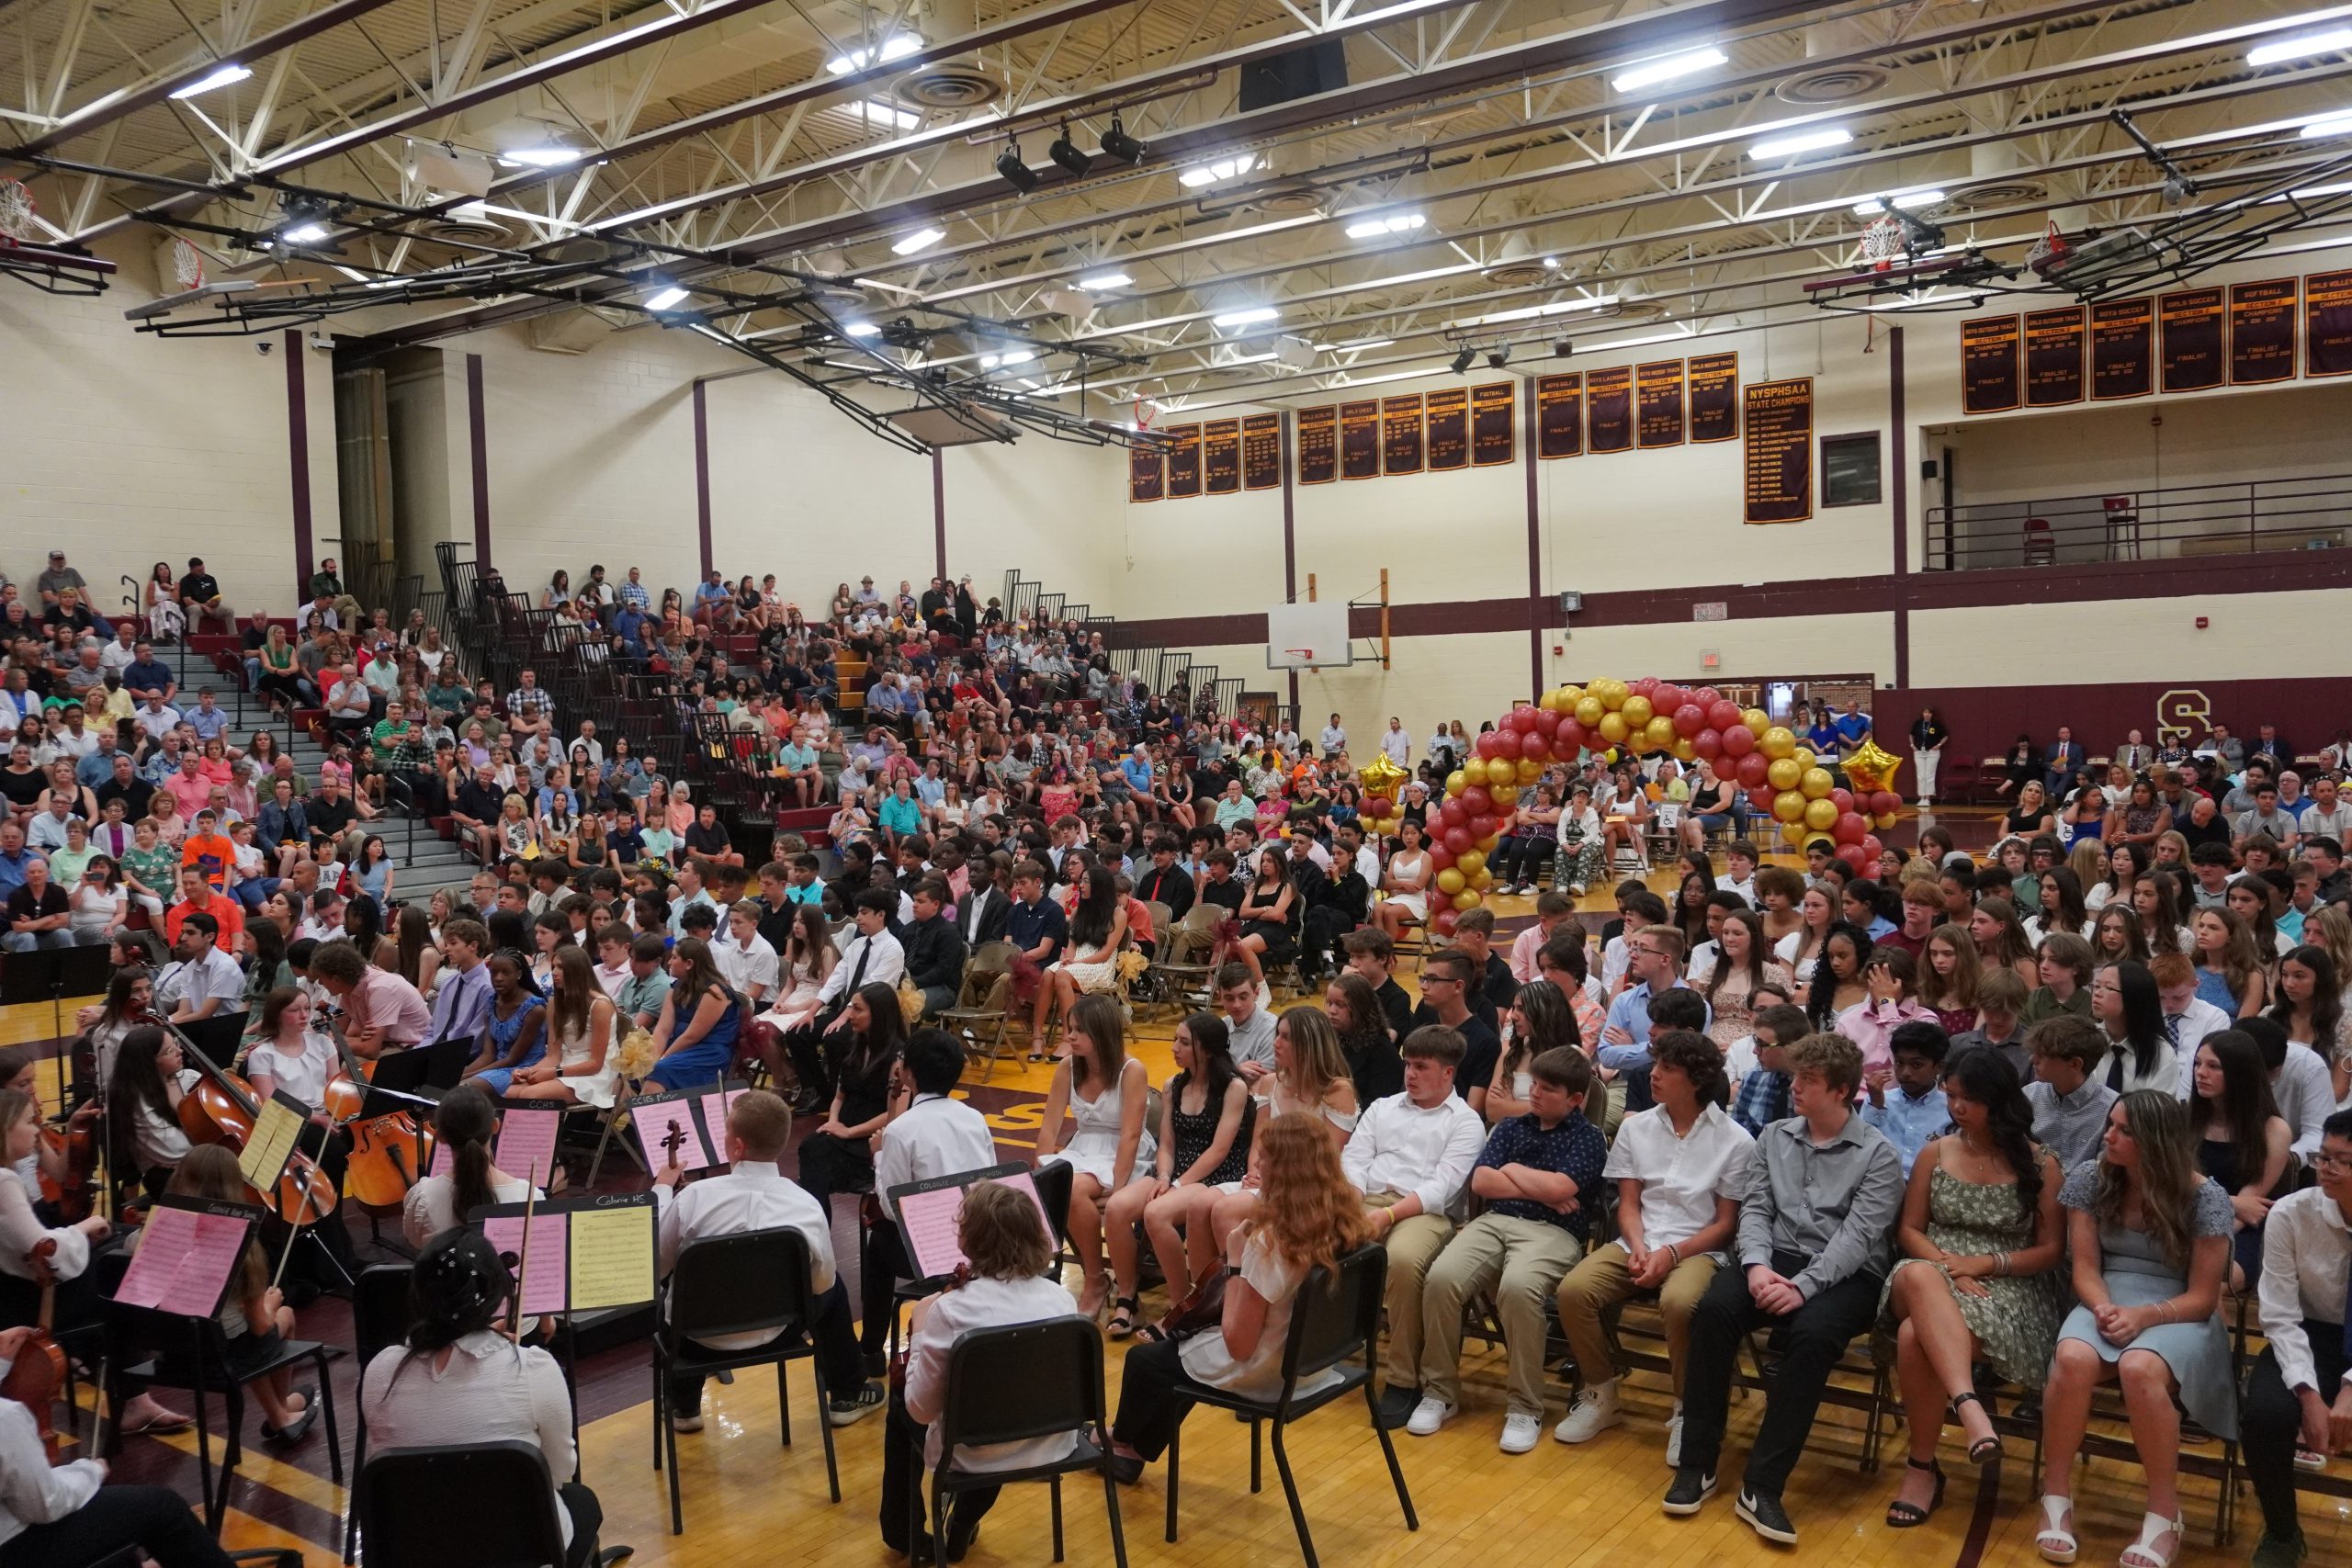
[1924,472,2352,571]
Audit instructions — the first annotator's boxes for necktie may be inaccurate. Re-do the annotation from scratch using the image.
[2163,1012,2183,1048]
[844,939,872,997]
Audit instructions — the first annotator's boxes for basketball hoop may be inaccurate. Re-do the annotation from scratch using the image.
[164,237,206,291]
[0,180,36,244]
[1859,213,1905,272]
[1132,394,1157,431]
[2025,216,2071,275]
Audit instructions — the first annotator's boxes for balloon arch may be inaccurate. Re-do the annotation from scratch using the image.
[1350,678,1910,936]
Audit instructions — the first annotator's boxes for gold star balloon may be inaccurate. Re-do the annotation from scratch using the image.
[1358,752,1409,800]
[1841,738,1902,795]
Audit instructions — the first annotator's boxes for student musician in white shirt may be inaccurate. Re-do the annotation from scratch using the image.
[651,1089,885,1431]
[865,1031,999,1365]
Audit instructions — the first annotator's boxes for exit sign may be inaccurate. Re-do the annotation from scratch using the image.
[1692,601,1728,622]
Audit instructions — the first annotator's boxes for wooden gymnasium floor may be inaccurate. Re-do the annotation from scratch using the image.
[9,807,2347,1567]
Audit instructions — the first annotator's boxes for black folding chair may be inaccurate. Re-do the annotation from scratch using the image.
[353,1440,573,1567]
[1162,1243,1416,1568]
[651,1226,841,1532]
[341,1263,413,1562]
[915,1317,1129,1567]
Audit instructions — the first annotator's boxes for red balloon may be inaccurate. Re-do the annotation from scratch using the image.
[1834,811,1868,845]
[1649,683,1681,713]
[1692,728,1724,761]
[1870,791,1901,816]
[1672,703,1706,739]
[1365,795,1393,818]
[1426,843,1456,872]
[1532,707,1561,737]
[1468,814,1498,840]
[1431,908,1462,937]
[1837,843,1870,872]
[1692,687,1722,709]
[1443,825,1474,855]
[1550,736,1579,762]
[1735,751,1770,787]
[1476,730,1507,760]
[1704,699,1741,732]
[1519,729,1549,760]
[1830,788,1855,813]
[1510,705,1543,734]
[1460,785,1493,817]
[1440,798,1467,829]
[1747,784,1779,814]
[1629,677,1657,698]
[1721,724,1757,758]
[1861,834,1885,861]
[1556,719,1586,752]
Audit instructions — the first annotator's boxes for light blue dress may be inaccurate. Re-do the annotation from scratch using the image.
[475,994,546,1095]
[2053,1161,2237,1438]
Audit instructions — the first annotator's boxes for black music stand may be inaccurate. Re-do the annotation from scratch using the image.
[345,1038,469,1262]
[1,942,116,1094]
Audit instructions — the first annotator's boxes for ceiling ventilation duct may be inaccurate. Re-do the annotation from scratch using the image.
[1483,232,1552,287]
[1776,17,1890,105]
[894,0,1005,108]
[1951,141,2050,211]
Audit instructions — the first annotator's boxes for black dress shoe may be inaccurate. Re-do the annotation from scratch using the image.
[944,1502,983,1563]
[1374,1384,1421,1429]
[1105,1452,1145,1486]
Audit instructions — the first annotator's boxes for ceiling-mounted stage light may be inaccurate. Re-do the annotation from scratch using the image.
[1450,346,1476,375]
[1049,124,1092,177]
[271,196,334,248]
[996,142,1041,192]
[1487,346,1511,369]
[1100,115,1148,165]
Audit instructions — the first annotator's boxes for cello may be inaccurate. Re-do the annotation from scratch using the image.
[316,1012,436,1210]
[166,1022,338,1226]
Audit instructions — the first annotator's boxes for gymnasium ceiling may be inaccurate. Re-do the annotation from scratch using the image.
[9,0,2352,422]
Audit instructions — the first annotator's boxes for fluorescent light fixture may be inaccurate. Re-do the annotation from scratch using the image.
[499,144,580,168]
[2300,110,2352,138]
[826,33,924,73]
[2249,28,2352,67]
[1458,295,1619,328]
[843,99,921,131]
[979,350,1035,368]
[643,285,690,311]
[1179,154,1258,189]
[1610,46,1729,94]
[170,63,251,99]
[1212,306,1280,327]
[1076,271,1132,289]
[890,227,945,255]
[1543,256,1560,269]
[1748,126,1853,160]
[843,319,882,337]
[1329,337,1393,350]
[1856,290,1950,311]
[1581,326,1700,352]
[1850,187,1945,215]
[1344,212,1427,239]
[2265,179,2352,202]
[278,222,331,245]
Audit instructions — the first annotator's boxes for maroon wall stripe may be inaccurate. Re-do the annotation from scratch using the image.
[1891,324,1910,689]
[932,446,948,581]
[694,380,714,578]
[284,330,314,598]
[1283,409,1299,714]
[466,354,492,567]
[1522,387,1544,698]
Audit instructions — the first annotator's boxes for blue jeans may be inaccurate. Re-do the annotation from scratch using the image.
[3,930,72,951]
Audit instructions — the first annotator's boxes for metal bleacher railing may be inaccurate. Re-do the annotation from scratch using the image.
[1923,472,2352,571]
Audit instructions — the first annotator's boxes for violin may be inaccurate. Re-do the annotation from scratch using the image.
[317,1014,435,1211]
[167,1024,338,1226]
[0,1240,69,1463]
[37,1110,98,1224]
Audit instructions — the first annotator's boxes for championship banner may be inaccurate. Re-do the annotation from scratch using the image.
[2090,297,2154,400]
[1635,359,1686,448]
[1426,386,1471,469]
[1585,365,1633,453]
[2023,306,2086,407]
[1688,352,1738,442]
[1165,423,1202,498]
[1202,417,1241,494]
[1241,412,1283,489]
[1297,404,1338,483]
[1126,442,1163,502]
[1339,399,1381,479]
[2158,287,2224,392]
[2305,269,2352,377]
[1382,394,1425,475]
[2228,278,2297,385]
[1469,380,1516,465]
[1743,377,1813,525]
[1960,314,2021,413]
[1533,373,1581,458]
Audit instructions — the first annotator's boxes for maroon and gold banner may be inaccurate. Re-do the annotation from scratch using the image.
[1339,400,1381,479]
[1534,373,1581,459]
[2306,269,2352,377]
[2229,278,2297,385]
[1688,352,1738,442]
[1202,417,1241,494]
[1241,412,1282,490]
[2091,298,2154,400]
[2159,287,2224,392]
[1381,394,1425,475]
[1165,423,1202,498]
[1586,365,1634,453]
[1127,443,1162,502]
[1742,377,1812,525]
[2023,306,2086,407]
[1297,404,1338,483]
[1961,315,2022,413]
[1470,379,1515,465]
[1635,359,1687,448]
[1425,387,1470,469]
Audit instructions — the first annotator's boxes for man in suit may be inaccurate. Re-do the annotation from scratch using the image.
[960,866,1012,950]
[2042,727,2084,800]
[1135,836,1195,923]
[2113,728,2154,774]
[902,878,968,1020]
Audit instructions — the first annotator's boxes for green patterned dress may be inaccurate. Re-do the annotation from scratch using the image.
[1878,1163,2064,1384]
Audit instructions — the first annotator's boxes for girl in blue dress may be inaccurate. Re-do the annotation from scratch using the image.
[468,950,546,1094]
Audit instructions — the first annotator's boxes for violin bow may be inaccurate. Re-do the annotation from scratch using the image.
[506,1160,541,1343]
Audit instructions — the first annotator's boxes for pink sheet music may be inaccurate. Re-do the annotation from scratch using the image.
[481,1211,571,1316]
[695,1088,746,1159]
[895,1169,1051,1280]
[429,1138,455,1179]
[628,1098,716,1172]
[495,1105,561,1187]
[115,1207,252,1316]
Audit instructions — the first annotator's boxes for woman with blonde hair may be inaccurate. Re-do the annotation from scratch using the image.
[1105,1111,1376,1481]
[1193,1005,1360,1282]
[2189,906,2267,1018]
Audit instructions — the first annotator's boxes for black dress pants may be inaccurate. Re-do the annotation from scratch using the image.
[2243,1328,2349,1542]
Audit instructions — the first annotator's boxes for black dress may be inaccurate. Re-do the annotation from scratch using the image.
[1164,1072,1251,1185]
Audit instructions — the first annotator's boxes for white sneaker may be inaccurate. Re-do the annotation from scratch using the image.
[1500,1414,1543,1454]
[1405,1395,1456,1437]
[1665,1401,1685,1469]
[1553,1380,1623,1444]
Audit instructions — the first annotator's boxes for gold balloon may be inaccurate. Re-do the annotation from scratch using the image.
[1742,708,1770,738]
[1644,716,1678,750]
[1445,769,1467,796]
[1794,749,1816,772]
[1759,726,1796,761]
[1453,889,1481,911]
[1468,868,1493,891]
[1621,694,1654,728]
[1843,738,1903,795]
[1799,766,1835,800]
[1779,820,1806,844]
[1515,758,1542,784]
[1772,790,1807,823]
[1598,712,1630,744]
[1804,797,1839,831]
[1488,783,1520,808]
[1537,688,1563,713]
[1476,831,1501,852]
[1672,737,1697,762]
[1594,678,1629,712]
[1574,696,1605,728]
[1873,811,1899,830]
[1436,867,1466,896]
[1558,684,1585,709]
[1766,757,1804,791]
[1358,753,1408,799]
[1462,759,1488,788]
[1457,850,1486,879]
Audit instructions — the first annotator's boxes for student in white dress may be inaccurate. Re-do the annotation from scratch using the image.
[503,946,619,1110]
[1035,994,1155,1319]
[1371,819,1434,942]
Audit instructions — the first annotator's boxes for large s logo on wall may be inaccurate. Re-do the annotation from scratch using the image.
[2156,689,2211,745]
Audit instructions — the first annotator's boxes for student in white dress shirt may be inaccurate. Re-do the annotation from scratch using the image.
[651,1089,885,1431]
[2241,1110,2352,1565]
[401,1084,542,1249]
[877,1179,1080,1560]
[865,1032,1000,1364]
[359,1230,613,1568]
[713,900,781,1007]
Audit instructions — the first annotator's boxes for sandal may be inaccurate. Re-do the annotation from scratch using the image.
[2119,1512,2182,1568]
[1951,1390,2004,1462]
[1134,1321,1170,1344]
[1107,1295,1138,1339]
[2037,1495,2079,1565]
[1884,1458,1945,1529]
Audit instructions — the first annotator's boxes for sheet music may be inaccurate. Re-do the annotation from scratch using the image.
[495,1103,561,1187]
[567,1202,656,1311]
[895,1169,1052,1280]
[115,1207,252,1316]
[480,1211,571,1317]
[628,1098,717,1172]
[695,1087,746,1162]
[237,1095,305,1194]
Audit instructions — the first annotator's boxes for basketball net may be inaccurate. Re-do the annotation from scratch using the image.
[1859,213,1905,273]
[2025,216,2071,272]
[1132,394,1156,431]
[0,180,35,245]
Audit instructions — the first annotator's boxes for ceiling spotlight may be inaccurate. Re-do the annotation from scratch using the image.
[890,227,945,256]
[1450,346,1476,375]
[1049,124,1092,177]
[1212,306,1280,328]
[1748,126,1853,160]
[1610,46,1729,94]
[643,283,690,311]
[843,319,882,337]
[2248,28,2352,68]
[272,196,334,247]
[1076,271,1132,290]
[996,142,1041,192]
[1099,115,1148,165]
[1487,347,1511,369]
[1552,341,1576,357]
[170,62,252,99]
